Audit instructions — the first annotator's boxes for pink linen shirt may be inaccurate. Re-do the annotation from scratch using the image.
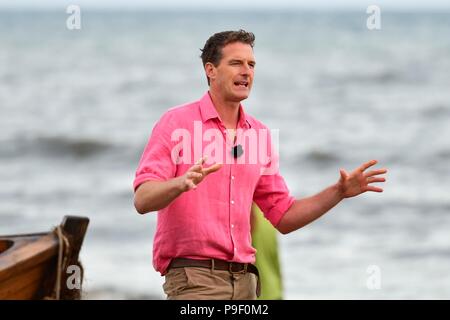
[134,91,295,275]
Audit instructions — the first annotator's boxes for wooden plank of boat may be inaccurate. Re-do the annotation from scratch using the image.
[0,216,89,300]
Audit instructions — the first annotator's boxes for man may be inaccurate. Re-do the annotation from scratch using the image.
[133,30,387,300]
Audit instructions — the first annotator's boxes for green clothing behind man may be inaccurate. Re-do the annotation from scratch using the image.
[251,203,283,300]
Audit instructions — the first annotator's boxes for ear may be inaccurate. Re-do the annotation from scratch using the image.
[205,62,216,82]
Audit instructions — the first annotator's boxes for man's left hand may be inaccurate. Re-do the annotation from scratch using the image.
[338,160,387,199]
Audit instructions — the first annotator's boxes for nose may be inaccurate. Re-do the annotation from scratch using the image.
[240,63,252,75]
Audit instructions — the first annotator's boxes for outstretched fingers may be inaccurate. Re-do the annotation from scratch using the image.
[202,163,223,176]
[365,185,384,193]
[364,164,387,193]
[195,156,207,166]
[365,168,388,177]
[359,159,378,172]
[367,177,386,183]
[187,171,203,179]
[189,163,203,173]
[183,158,222,191]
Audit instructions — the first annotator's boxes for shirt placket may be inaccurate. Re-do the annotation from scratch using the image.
[229,163,238,258]
[217,120,239,258]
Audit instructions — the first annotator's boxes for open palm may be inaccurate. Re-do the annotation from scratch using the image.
[338,160,387,198]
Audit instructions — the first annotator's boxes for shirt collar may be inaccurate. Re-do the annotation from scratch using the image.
[199,91,252,129]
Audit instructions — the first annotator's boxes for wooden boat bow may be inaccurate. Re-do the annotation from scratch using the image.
[0,216,89,300]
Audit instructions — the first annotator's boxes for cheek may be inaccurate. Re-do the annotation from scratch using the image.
[219,77,228,87]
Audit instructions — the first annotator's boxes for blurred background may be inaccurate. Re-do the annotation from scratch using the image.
[1,0,449,299]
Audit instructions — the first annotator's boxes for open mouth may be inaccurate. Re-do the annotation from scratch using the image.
[234,81,248,88]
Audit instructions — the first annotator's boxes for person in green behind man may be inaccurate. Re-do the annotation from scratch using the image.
[251,203,283,300]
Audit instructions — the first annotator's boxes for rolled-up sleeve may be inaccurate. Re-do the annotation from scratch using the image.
[252,128,295,226]
[133,113,176,192]
[253,170,295,227]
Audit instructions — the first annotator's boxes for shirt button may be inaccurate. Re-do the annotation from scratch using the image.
[231,200,235,205]
[231,175,235,180]
[231,224,234,228]
[234,248,237,252]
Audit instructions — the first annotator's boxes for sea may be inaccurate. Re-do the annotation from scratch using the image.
[1,9,450,299]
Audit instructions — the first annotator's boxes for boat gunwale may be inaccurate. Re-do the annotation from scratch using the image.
[0,232,59,283]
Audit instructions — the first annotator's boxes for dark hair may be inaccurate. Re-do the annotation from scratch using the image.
[200,30,255,85]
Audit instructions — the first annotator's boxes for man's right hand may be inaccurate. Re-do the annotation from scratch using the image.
[178,156,223,192]
[134,156,223,213]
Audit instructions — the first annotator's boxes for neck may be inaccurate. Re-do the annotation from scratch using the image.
[208,90,240,129]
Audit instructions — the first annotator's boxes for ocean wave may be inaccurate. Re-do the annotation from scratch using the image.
[437,149,450,160]
[390,249,450,260]
[421,103,450,119]
[316,69,427,87]
[0,135,116,159]
[304,149,340,164]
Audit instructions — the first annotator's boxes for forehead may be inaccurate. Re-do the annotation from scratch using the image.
[220,42,255,61]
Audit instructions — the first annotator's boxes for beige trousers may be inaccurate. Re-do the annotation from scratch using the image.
[163,267,258,300]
